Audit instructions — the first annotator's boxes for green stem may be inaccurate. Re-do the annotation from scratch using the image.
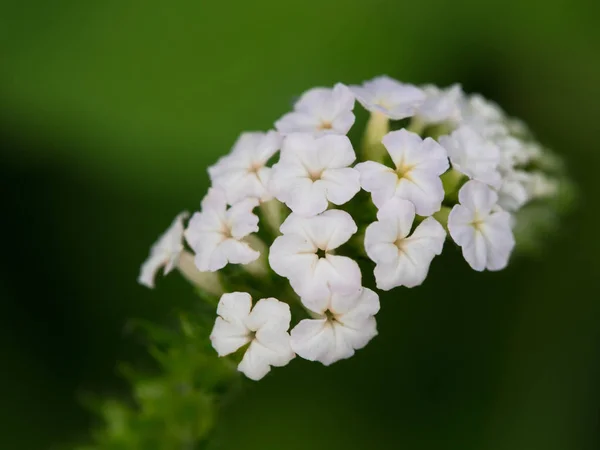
[361,111,389,162]
[177,251,224,298]
[433,206,452,232]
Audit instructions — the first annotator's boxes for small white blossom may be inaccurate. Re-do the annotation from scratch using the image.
[365,198,446,290]
[355,129,449,216]
[275,83,355,136]
[290,287,379,365]
[269,133,360,216]
[208,131,282,204]
[459,94,508,138]
[138,212,188,288]
[448,180,515,271]
[350,76,426,120]
[210,292,294,380]
[269,210,361,304]
[523,171,559,199]
[415,84,463,125]
[185,189,260,272]
[439,125,502,188]
[497,171,529,212]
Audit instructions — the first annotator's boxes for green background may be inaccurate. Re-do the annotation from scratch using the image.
[1,0,599,448]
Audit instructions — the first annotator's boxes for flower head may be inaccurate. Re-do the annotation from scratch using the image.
[365,198,446,290]
[269,210,361,304]
[208,131,282,204]
[350,76,425,120]
[210,292,295,380]
[185,189,260,272]
[356,129,449,215]
[448,180,515,271]
[275,83,355,136]
[290,287,379,366]
[269,133,360,216]
[439,125,501,188]
[138,212,189,288]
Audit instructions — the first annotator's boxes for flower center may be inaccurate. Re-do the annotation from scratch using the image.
[470,218,485,231]
[395,162,415,181]
[316,248,328,259]
[394,237,406,250]
[470,212,486,231]
[324,309,338,323]
[318,120,333,130]
[248,162,263,174]
[308,169,324,182]
[220,224,234,240]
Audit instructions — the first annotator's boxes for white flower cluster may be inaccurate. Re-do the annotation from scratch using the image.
[139,75,564,380]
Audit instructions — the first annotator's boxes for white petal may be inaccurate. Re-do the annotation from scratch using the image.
[253,329,295,367]
[364,221,400,265]
[376,197,416,239]
[395,170,445,216]
[137,254,167,289]
[377,217,445,289]
[237,341,274,381]
[480,211,515,271]
[461,229,488,272]
[350,76,425,120]
[381,128,424,168]
[227,199,259,238]
[322,255,362,296]
[458,180,498,215]
[290,319,335,363]
[216,292,252,323]
[139,211,188,288]
[330,287,380,318]
[245,298,291,332]
[355,161,397,208]
[439,126,500,188]
[268,234,317,279]
[276,84,356,136]
[320,167,361,205]
[280,210,357,251]
[210,292,252,356]
[334,317,378,352]
[417,84,463,124]
[287,179,329,216]
[210,317,251,357]
[219,239,260,266]
[200,188,228,213]
[315,135,356,168]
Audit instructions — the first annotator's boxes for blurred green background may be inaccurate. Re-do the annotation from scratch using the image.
[1,0,599,449]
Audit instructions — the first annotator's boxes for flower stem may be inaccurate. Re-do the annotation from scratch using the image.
[362,111,389,162]
[178,251,224,297]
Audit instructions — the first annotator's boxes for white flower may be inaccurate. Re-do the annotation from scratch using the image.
[350,76,426,120]
[208,131,282,204]
[459,94,508,138]
[497,171,529,212]
[210,292,295,381]
[523,171,559,199]
[495,135,529,171]
[268,210,361,304]
[365,198,446,290]
[448,180,515,271]
[185,188,260,272]
[138,212,188,288]
[290,287,379,366]
[275,83,355,136]
[415,84,463,125]
[439,125,502,188]
[355,129,449,216]
[269,133,360,216]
